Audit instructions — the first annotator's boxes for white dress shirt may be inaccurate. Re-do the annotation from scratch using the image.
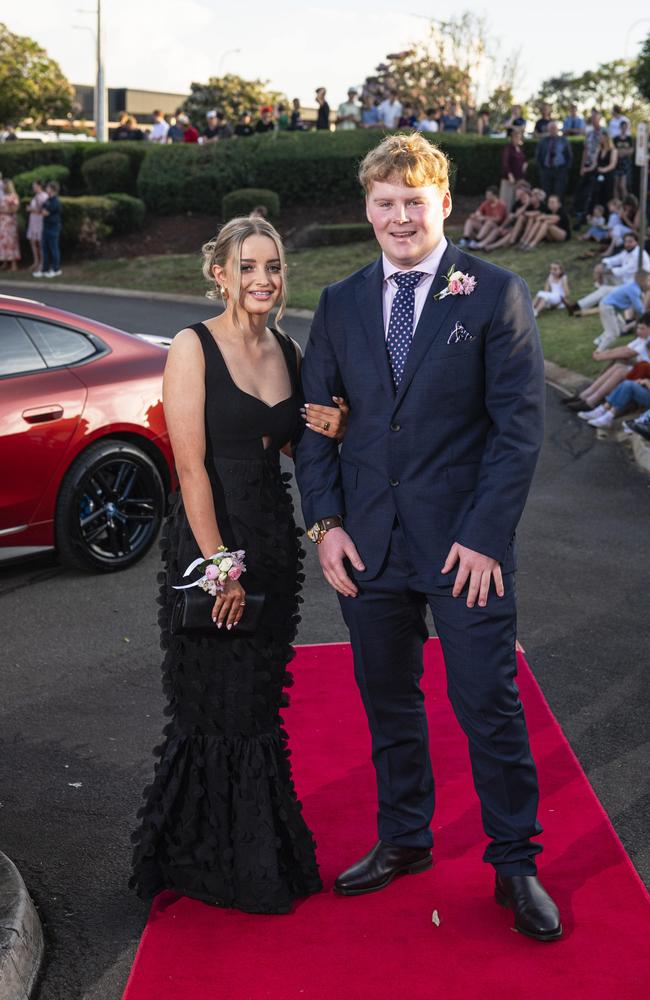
[382,237,448,337]
[378,99,403,129]
[604,246,650,283]
[149,120,169,143]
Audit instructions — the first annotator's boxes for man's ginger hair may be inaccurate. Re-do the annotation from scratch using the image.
[358,132,450,194]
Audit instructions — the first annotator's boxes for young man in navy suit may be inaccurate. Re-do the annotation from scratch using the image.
[295,133,562,941]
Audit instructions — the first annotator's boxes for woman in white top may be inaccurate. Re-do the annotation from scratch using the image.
[532,262,569,317]
[26,179,48,273]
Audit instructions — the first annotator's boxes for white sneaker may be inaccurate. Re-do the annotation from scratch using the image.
[32,270,44,278]
[44,269,62,278]
[578,404,606,420]
[588,410,614,428]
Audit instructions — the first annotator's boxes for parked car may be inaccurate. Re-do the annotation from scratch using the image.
[0,294,177,572]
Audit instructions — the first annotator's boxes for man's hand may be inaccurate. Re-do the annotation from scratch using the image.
[317,527,365,597]
[441,542,504,608]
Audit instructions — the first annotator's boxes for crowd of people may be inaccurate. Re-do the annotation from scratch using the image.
[0,177,62,277]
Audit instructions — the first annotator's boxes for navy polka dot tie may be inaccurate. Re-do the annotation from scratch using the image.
[386,271,425,387]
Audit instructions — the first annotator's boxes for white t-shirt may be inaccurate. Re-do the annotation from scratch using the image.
[378,99,403,129]
[418,119,439,133]
[149,120,169,143]
[628,336,650,363]
[608,115,629,139]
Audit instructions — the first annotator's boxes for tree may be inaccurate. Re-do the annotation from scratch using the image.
[632,33,650,103]
[182,74,286,124]
[0,23,73,127]
[534,60,639,117]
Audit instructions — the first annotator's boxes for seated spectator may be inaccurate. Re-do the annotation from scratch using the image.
[613,121,634,199]
[503,104,526,135]
[580,375,650,429]
[476,184,535,251]
[255,107,275,134]
[149,110,169,144]
[201,110,221,143]
[441,102,463,132]
[500,128,527,210]
[167,110,185,143]
[336,88,361,130]
[289,99,306,131]
[512,187,548,247]
[534,103,552,136]
[578,203,609,243]
[533,262,569,317]
[234,111,254,137]
[361,96,382,129]
[276,104,290,130]
[378,90,403,129]
[562,103,585,136]
[177,113,198,143]
[398,102,418,128]
[417,107,440,133]
[520,194,571,250]
[459,186,507,247]
[536,121,572,199]
[565,233,650,315]
[624,407,650,440]
[563,312,650,412]
[593,272,649,351]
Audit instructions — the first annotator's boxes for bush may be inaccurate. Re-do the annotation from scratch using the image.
[81,141,150,188]
[221,188,280,221]
[59,196,114,248]
[81,152,132,195]
[0,142,85,190]
[137,142,243,214]
[13,164,70,198]
[293,222,374,248]
[104,193,146,234]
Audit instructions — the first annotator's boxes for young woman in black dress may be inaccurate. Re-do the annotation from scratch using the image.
[130,217,346,914]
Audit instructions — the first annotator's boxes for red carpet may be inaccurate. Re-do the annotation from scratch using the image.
[124,641,650,1000]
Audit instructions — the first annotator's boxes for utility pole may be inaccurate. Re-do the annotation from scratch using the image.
[636,123,648,270]
[96,0,107,142]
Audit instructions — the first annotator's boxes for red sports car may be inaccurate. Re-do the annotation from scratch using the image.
[0,293,177,572]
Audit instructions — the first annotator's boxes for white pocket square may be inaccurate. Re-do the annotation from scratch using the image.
[447,322,475,345]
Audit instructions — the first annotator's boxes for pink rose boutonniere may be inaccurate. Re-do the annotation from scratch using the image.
[434,266,477,301]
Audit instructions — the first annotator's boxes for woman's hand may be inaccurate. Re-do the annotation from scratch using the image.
[302,396,350,441]
[211,578,247,630]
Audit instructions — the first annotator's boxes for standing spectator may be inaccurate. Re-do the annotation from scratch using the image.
[361,96,381,129]
[178,113,198,143]
[536,121,573,199]
[562,103,585,136]
[398,102,418,128]
[477,108,492,136]
[417,107,440,133]
[336,88,361,131]
[26,179,48,275]
[255,106,275,134]
[441,101,463,132]
[504,104,526,135]
[0,179,20,272]
[1,124,18,142]
[201,110,221,143]
[378,90,402,129]
[289,99,305,131]
[149,110,169,144]
[315,88,330,130]
[214,112,233,140]
[608,105,630,140]
[459,186,508,247]
[112,112,130,141]
[500,128,527,210]
[167,110,185,143]
[39,180,62,279]
[573,110,605,225]
[613,120,634,199]
[125,115,145,141]
[534,103,552,136]
[591,131,618,208]
[234,111,254,137]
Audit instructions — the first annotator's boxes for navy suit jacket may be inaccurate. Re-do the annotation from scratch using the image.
[294,241,545,590]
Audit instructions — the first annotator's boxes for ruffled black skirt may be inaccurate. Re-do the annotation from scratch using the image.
[130,452,322,914]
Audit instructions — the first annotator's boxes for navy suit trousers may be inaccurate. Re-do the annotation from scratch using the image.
[339,521,543,875]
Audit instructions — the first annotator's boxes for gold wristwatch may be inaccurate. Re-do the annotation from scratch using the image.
[307,515,343,544]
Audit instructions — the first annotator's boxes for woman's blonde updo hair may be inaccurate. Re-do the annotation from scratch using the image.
[201,215,288,329]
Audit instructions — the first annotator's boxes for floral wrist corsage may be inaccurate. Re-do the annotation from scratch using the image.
[173,546,247,596]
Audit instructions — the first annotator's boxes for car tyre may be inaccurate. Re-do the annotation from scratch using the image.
[56,438,165,573]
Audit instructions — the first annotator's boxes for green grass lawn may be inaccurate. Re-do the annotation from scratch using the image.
[6,238,613,377]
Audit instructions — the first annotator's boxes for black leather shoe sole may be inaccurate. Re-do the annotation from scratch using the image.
[334,855,433,896]
[495,887,563,941]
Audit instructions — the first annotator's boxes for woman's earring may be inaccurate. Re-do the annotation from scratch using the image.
[220,285,228,299]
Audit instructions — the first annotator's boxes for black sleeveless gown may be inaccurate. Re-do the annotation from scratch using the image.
[130,322,322,914]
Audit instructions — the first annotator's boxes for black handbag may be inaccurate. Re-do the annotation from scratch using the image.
[170,587,265,637]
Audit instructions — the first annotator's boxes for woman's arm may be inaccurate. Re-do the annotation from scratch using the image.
[602,149,618,173]
[163,328,223,559]
[562,276,569,295]
[593,346,635,361]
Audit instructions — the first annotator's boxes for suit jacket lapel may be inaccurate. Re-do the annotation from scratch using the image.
[354,257,395,398]
[394,241,464,409]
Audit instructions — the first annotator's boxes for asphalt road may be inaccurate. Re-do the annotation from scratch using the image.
[1,286,649,999]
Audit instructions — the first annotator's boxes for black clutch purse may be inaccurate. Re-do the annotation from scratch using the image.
[170,588,265,637]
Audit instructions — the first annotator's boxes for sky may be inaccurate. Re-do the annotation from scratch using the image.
[6,0,650,108]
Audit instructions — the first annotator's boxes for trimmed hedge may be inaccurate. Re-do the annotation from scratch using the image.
[82,152,132,195]
[104,193,146,234]
[59,196,115,247]
[293,222,374,248]
[14,164,70,198]
[81,141,149,188]
[222,188,280,221]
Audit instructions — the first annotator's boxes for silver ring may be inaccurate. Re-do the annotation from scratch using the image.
[239,602,246,607]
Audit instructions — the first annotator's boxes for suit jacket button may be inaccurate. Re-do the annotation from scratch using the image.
[389,478,399,487]
[390,422,401,432]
